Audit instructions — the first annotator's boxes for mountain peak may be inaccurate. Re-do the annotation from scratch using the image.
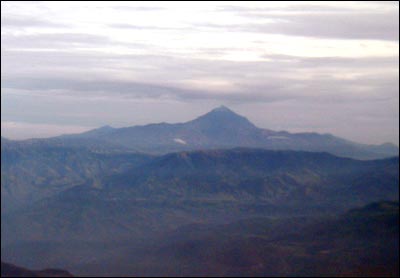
[188,106,257,131]
[212,105,232,113]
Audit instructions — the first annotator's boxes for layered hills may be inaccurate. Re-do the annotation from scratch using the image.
[2,148,398,244]
[1,106,399,276]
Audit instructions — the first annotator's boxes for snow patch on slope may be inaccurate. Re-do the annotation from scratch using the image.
[174,138,187,145]
[267,136,289,140]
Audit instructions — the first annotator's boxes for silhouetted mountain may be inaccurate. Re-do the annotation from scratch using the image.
[184,105,259,145]
[1,262,73,277]
[39,106,398,159]
[346,200,399,218]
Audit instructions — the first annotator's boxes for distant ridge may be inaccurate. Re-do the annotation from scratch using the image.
[1,262,73,277]
[3,106,398,159]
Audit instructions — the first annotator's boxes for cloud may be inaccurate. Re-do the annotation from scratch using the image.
[1,15,67,29]
[2,48,398,105]
[1,77,288,103]
[1,77,184,97]
[1,121,93,140]
[2,65,398,105]
[1,33,134,50]
[208,3,400,41]
[265,55,399,68]
[110,5,165,12]
[108,23,182,31]
[217,4,360,13]
[255,13,398,41]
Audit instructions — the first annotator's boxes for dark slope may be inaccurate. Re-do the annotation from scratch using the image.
[1,141,152,212]
[12,201,396,277]
[1,147,398,276]
[146,201,399,277]
[104,148,399,206]
[2,149,398,245]
[1,261,73,277]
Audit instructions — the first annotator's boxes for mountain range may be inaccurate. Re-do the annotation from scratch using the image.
[2,147,398,243]
[3,106,398,159]
[1,106,399,276]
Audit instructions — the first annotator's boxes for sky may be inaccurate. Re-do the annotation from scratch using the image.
[1,1,399,145]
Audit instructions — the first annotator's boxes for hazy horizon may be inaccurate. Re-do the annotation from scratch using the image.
[1,105,399,148]
[1,1,399,145]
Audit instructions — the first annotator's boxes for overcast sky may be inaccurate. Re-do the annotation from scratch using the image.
[1,1,399,145]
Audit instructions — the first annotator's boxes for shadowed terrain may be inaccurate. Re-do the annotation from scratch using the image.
[64,201,400,277]
[1,261,73,277]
